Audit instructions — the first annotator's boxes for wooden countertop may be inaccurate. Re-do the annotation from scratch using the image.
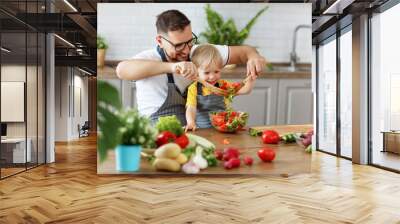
[97,124,313,176]
[98,61,311,80]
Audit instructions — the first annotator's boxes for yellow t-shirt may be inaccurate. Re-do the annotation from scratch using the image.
[186,80,230,107]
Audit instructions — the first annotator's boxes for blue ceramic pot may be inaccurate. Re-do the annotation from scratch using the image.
[115,145,141,171]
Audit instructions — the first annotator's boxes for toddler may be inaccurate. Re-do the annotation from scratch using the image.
[185,44,255,131]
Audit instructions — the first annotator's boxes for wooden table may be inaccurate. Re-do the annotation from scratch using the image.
[381,131,400,154]
[97,125,313,177]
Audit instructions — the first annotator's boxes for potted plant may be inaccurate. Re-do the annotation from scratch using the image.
[97,36,108,67]
[115,109,156,171]
[200,4,268,68]
[97,80,157,171]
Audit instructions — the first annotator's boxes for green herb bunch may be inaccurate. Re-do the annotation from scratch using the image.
[97,36,108,49]
[200,4,268,45]
[118,109,157,147]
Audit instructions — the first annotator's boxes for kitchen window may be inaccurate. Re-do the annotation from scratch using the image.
[0,1,47,179]
[370,2,400,171]
[339,27,352,159]
[315,25,353,159]
[317,36,337,155]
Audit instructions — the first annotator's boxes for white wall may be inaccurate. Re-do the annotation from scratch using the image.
[1,64,46,164]
[54,67,89,141]
[55,66,69,141]
[98,3,311,63]
[1,65,36,138]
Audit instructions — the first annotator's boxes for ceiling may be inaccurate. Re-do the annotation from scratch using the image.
[1,0,394,74]
[0,0,98,74]
[310,0,391,44]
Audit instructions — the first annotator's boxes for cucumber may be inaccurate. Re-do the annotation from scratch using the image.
[186,133,216,150]
[281,133,296,143]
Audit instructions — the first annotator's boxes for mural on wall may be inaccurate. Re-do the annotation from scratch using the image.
[96,3,314,175]
[98,3,312,63]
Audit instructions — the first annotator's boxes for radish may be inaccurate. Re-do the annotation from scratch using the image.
[223,147,240,157]
[224,158,241,169]
[215,150,223,160]
[222,147,240,161]
[302,136,312,147]
[243,156,253,166]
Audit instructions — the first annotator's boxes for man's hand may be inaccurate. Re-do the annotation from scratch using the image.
[246,55,267,80]
[172,62,198,81]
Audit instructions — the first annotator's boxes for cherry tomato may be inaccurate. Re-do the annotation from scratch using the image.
[257,148,276,162]
[261,130,280,144]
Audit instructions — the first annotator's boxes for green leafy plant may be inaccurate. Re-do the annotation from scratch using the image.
[156,115,184,136]
[97,81,122,162]
[97,81,156,162]
[200,4,268,45]
[118,109,157,147]
[97,36,108,49]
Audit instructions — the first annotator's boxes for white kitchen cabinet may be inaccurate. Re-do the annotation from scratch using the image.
[231,79,278,126]
[101,79,136,109]
[277,79,313,125]
[100,77,312,126]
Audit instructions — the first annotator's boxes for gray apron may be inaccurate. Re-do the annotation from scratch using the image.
[196,82,226,128]
[149,46,187,125]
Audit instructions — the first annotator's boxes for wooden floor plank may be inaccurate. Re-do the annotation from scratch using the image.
[0,135,400,223]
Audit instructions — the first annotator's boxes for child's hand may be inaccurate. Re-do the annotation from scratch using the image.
[185,121,197,132]
[172,62,198,81]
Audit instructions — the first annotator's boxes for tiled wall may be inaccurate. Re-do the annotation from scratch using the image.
[98,3,312,63]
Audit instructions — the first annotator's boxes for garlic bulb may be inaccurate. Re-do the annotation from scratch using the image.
[192,146,208,169]
[182,161,200,174]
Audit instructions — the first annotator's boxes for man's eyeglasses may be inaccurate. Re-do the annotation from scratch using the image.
[161,33,198,52]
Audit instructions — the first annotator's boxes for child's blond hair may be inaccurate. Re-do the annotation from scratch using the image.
[191,44,223,69]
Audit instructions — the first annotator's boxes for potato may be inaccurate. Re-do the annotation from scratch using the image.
[175,153,188,165]
[155,143,181,158]
[153,158,181,172]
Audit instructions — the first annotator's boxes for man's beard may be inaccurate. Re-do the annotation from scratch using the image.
[164,49,189,62]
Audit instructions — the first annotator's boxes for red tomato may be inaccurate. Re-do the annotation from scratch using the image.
[156,131,176,147]
[175,134,189,149]
[261,130,280,144]
[212,116,225,126]
[232,82,241,90]
[217,111,227,117]
[219,124,227,131]
[220,82,228,90]
[257,148,276,162]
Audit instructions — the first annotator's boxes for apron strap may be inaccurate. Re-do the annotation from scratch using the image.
[156,46,184,95]
[196,82,221,95]
[197,82,203,95]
